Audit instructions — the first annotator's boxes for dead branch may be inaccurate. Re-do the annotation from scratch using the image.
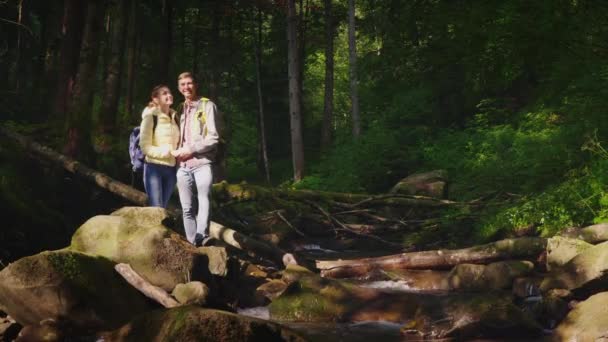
[114,263,179,308]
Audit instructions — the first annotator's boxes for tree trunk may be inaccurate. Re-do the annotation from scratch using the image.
[255,6,271,183]
[208,0,221,102]
[348,0,361,138]
[53,0,86,118]
[158,0,173,85]
[13,0,26,93]
[321,0,335,150]
[287,0,305,181]
[125,0,138,122]
[316,237,547,278]
[64,0,106,160]
[35,0,64,106]
[98,0,129,137]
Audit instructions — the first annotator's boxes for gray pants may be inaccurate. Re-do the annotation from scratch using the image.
[176,164,213,244]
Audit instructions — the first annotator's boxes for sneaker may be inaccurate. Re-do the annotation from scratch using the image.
[194,233,205,247]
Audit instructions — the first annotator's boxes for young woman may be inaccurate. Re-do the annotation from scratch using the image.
[139,85,180,207]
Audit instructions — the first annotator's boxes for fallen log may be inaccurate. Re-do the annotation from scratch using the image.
[0,125,147,205]
[316,237,546,278]
[1,126,294,267]
[114,263,179,308]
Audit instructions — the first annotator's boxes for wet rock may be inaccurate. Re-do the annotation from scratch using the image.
[70,207,212,291]
[400,293,543,340]
[553,291,608,341]
[172,282,209,306]
[0,250,151,330]
[103,306,306,342]
[448,260,535,290]
[546,236,592,271]
[257,279,288,300]
[197,246,229,277]
[529,294,569,330]
[269,266,541,339]
[390,170,448,198]
[540,240,608,296]
[243,263,268,278]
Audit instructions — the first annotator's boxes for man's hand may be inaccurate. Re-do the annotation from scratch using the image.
[171,146,193,161]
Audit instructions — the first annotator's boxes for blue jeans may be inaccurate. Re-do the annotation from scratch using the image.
[176,164,213,244]
[143,162,177,208]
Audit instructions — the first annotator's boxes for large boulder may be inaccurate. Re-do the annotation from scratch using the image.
[102,306,306,342]
[553,291,608,341]
[545,236,592,271]
[540,240,608,296]
[70,207,215,291]
[390,170,448,198]
[0,250,151,330]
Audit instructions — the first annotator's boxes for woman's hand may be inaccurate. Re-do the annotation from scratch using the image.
[171,147,193,160]
[158,144,172,156]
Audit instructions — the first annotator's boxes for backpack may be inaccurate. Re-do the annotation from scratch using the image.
[129,115,162,173]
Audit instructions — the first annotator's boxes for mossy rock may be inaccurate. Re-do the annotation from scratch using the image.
[553,291,608,341]
[0,250,152,330]
[541,240,608,296]
[448,261,534,290]
[390,170,448,198]
[70,207,211,291]
[103,306,306,342]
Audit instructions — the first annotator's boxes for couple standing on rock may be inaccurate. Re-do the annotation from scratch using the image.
[139,72,222,248]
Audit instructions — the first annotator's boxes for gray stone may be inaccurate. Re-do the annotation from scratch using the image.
[553,291,608,341]
[541,240,608,295]
[197,246,229,277]
[546,236,592,271]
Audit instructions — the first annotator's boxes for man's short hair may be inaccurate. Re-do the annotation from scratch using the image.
[178,72,196,84]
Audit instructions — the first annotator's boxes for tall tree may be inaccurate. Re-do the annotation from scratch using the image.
[125,0,139,121]
[98,0,130,137]
[287,0,305,181]
[53,0,86,118]
[158,0,173,84]
[348,0,360,138]
[64,0,106,160]
[208,0,222,102]
[13,0,26,93]
[321,0,335,149]
[255,5,271,183]
[35,0,64,104]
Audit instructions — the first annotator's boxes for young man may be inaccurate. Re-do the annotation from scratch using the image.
[171,72,221,246]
